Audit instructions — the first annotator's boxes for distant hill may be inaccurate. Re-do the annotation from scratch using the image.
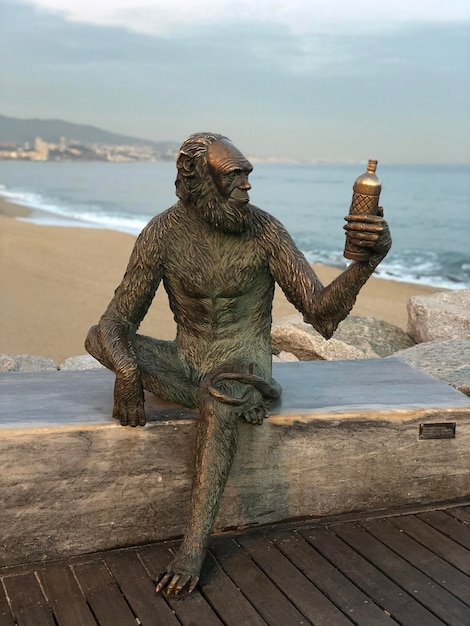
[0,114,179,152]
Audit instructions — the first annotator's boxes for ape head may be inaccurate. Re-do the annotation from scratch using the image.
[175,132,254,234]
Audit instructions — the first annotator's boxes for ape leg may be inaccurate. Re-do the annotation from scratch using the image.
[155,387,241,595]
[85,325,114,370]
[85,326,199,409]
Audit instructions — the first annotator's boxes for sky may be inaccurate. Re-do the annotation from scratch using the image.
[0,0,469,163]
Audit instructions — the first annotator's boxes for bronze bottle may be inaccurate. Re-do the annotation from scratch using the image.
[343,159,382,261]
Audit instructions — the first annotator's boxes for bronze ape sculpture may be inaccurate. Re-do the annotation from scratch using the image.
[85,132,391,595]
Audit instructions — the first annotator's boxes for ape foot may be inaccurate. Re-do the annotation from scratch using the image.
[155,555,201,596]
[240,404,268,425]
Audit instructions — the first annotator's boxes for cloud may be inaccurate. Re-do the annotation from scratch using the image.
[21,0,470,37]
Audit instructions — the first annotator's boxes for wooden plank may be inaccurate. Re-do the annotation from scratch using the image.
[72,560,137,626]
[361,518,470,605]
[37,564,97,626]
[332,522,470,626]
[238,531,353,626]
[210,536,309,626]
[300,526,444,626]
[138,543,224,626]
[0,582,15,626]
[198,551,268,626]
[417,510,470,550]
[271,529,392,626]
[1,573,54,626]
[392,515,470,575]
[104,550,180,626]
[446,505,470,524]
[248,531,391,626]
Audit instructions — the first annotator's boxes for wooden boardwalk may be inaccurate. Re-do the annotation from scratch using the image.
[1,503,469,626]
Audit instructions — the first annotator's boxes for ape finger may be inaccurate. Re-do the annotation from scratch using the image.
[343,221,383,234]
[243,408,267,425]
[344,213,383,225]
[347,238,375,249]
[118,410,129,426]
[129,407,146,427]
[188,576,199,594]
[243,409,257,424]
[344,228,380,239]
[165,573,184,595]
[174,573,191,595]
[155,572,172,594]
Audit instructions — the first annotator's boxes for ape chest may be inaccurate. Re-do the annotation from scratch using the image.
[166,241,267,299]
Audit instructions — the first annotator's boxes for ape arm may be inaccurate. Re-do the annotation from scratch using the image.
[264,213,391,339]
[300,253,385,338]
[97,217,165,424]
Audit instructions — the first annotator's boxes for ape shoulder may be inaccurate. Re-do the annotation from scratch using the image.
[131,203,184,256]
[250,205,299,254]
[142,203,182,237]
[250,205,283,233]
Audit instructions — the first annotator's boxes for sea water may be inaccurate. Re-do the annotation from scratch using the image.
[0,160,469,289]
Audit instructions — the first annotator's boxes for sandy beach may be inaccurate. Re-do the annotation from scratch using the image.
[0,197,446,364]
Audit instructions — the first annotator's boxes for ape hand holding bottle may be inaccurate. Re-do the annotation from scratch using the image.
[343,159,382,261]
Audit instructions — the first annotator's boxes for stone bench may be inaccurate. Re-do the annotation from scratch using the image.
[1,360,469,567]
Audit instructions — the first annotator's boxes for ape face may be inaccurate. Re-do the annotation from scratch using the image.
[207,139,253,208]
[175,136,255,234]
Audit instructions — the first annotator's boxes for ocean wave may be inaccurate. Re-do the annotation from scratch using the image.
[376,250,470,289]
[303,248,469,290]
[1,187,47,211]
[1,187,149,234]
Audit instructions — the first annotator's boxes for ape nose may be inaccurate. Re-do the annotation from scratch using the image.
[239,176,251,191]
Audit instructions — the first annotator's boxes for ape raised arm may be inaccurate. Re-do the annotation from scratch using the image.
[85,132,391,595]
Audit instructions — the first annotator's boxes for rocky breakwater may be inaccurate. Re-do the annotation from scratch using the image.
[272,288,470,397]
[396,289,470,396]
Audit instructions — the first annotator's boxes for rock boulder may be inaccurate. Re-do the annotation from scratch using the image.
[271,314,414,361]
[60,355,105,370]
[0,354,58,372]
[391,339,470,396]
[407,289,470,343]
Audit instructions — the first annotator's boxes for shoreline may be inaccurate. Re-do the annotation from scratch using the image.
[1,197,447,363]
[0,196,32,218]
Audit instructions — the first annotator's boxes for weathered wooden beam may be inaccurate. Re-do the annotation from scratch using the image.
[1,360,469,566]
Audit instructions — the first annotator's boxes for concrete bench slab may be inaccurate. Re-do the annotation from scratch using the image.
[1,359,469,566]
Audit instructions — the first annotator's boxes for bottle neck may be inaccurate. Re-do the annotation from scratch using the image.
[367,159,378,174]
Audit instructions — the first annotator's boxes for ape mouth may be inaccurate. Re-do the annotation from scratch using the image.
[231,190,250,204]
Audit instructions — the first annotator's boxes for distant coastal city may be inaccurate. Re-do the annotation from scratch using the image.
[0,114,180,162]
[0,136,177,162]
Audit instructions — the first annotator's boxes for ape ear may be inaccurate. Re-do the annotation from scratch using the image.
[177,152,197,178]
